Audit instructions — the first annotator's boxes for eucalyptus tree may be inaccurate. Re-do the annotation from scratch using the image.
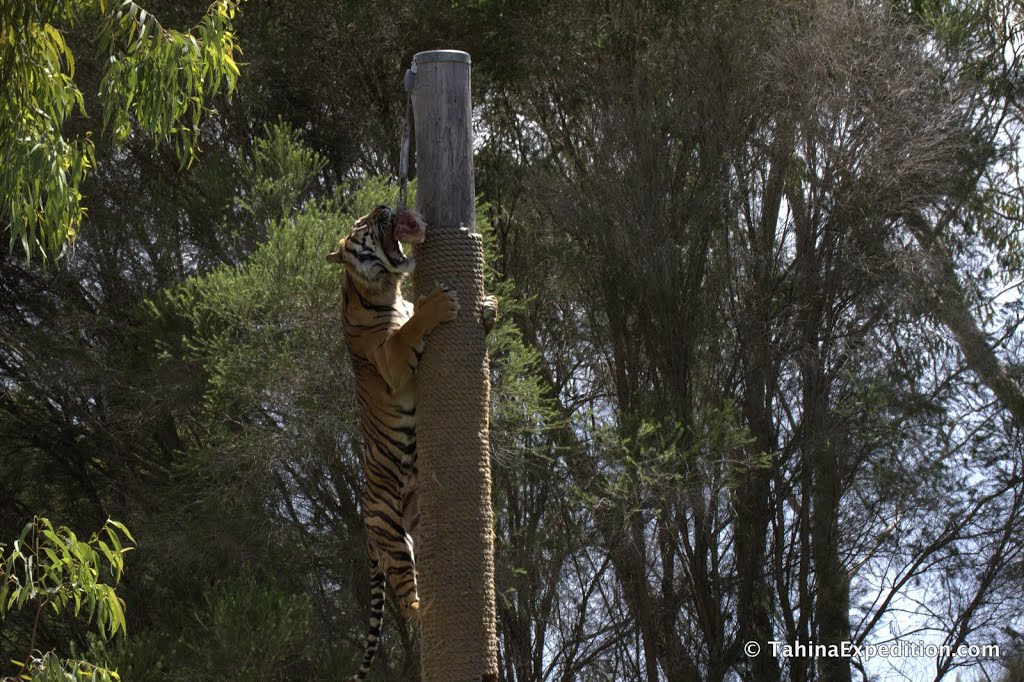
[0,0,241,262]
[475,1,1024,680]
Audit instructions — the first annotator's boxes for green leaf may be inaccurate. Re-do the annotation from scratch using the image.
[42,547,61,569]
[106,521,135,545]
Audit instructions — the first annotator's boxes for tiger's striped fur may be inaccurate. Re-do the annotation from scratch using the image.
[327,204,459,681]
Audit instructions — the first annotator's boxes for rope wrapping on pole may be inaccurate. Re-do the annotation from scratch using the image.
[412,225,498,680]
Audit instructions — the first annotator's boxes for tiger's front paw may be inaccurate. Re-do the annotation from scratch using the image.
[416,284,459,325]
[481,295,498,335]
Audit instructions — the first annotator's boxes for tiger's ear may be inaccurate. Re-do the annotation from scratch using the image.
[326,238,346,264]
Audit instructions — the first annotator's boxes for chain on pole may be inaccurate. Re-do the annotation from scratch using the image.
[397,64,415,210]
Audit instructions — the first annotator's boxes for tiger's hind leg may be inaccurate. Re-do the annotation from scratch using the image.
[380,528,420,620]
[397,466,420,617]
[351,551,386,681]
[365,499,420,620]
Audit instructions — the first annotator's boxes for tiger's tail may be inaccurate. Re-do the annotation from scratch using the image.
[351,564,386,681]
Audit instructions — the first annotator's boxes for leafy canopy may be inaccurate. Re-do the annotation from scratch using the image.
[0,0,241,263]
[1,516,136,681]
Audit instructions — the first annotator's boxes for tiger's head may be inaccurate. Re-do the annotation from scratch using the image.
[326,205,426,284]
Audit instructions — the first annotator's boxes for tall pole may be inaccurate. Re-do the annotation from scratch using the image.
[408,50,499,681]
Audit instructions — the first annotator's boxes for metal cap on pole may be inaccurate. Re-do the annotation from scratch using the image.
[408,49,499,681]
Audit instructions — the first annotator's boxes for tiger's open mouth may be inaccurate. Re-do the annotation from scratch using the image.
[382,222,406,267]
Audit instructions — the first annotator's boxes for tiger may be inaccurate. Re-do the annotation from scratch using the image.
[326,204,496,681]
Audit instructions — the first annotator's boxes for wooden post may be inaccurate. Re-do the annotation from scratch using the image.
[408,50,499,681]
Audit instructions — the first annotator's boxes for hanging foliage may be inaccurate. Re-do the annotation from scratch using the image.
[0,0,241,263]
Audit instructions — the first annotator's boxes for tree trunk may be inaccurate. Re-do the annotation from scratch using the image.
[734,127,790,682]
[791,185,852,682]
[907,211,1024,424]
